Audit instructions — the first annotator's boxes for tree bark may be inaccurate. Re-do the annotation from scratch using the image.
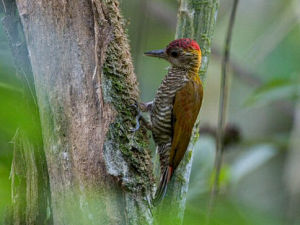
[155,1,219,225]
[14,0,153,224]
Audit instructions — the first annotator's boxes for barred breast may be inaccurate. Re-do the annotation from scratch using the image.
[150,67,189,146]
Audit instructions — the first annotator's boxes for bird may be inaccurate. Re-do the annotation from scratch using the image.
[134,38,203,205]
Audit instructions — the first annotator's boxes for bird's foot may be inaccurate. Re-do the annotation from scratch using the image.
[130,99,152,132]
[139,101,153,112]
[130,100,142,132]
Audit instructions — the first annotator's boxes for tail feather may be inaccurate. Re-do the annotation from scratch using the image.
[152,166,173,206]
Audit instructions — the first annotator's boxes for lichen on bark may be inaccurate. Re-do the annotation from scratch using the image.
[98,2,154,222]
[95,0,154,202]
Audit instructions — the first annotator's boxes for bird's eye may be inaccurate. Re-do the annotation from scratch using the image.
[171,51,179,58]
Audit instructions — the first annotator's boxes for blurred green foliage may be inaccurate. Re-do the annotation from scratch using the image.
[0,21,43,222]
[246,77,299,107]
[0,25,16,221]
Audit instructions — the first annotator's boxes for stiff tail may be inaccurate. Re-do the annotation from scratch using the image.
[152,166,173,206]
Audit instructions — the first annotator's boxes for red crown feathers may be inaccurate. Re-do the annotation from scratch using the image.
[166,38,200,53]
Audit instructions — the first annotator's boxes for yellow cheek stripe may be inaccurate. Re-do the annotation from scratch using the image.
[190,49,202,67]
[187,49,202,78]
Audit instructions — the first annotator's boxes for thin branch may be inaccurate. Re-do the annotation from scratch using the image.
[215,0,239,195]
[284,101,300,224]
[206,0,239,223]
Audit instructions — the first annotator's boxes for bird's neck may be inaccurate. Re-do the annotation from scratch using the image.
[170,64,200,79]
[189,50,202,76]
[176,50,201,78]
[188,66,200,78]
[169,66,201,84]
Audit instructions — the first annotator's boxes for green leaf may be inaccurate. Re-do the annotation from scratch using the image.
[245,78,300,107]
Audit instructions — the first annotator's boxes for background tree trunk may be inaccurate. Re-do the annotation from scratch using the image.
[1,1,51,224]
[13,0,153,224]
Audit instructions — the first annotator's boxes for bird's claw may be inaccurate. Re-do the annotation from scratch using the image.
[130,99,142,132]
[130,115,141,132]
[129,99,153,132]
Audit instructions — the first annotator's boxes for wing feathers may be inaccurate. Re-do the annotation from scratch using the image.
[169,79,203,170]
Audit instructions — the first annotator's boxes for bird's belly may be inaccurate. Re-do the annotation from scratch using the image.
[151,103,173,144]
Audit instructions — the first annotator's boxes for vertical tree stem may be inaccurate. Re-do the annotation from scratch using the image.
[155,1,219,225]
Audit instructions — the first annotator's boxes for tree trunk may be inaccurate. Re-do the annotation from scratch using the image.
[14,0,153,224]
[155,1,219,224]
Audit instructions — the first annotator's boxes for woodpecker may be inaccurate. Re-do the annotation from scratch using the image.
[135,38,203,205]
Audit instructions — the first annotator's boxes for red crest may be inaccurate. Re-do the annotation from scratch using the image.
[166,38,200,53]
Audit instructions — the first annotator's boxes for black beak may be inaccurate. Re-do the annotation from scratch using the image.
[144,49,167,59]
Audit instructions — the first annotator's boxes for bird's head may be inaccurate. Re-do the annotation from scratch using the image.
[144,38,201,70]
